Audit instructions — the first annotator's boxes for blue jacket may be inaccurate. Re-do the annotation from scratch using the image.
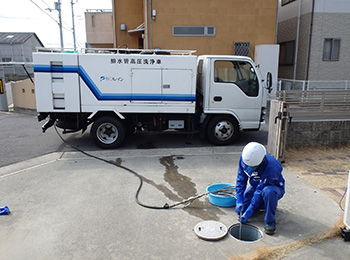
[235,153,285,219]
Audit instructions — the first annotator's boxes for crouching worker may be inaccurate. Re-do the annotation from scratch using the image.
[235,142,285,235]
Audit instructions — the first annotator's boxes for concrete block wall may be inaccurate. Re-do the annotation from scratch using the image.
[286,120,350,148]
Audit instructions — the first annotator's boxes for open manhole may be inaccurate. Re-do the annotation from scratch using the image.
[228,223,263,242]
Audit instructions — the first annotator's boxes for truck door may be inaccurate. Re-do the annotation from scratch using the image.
[208,59,262,129]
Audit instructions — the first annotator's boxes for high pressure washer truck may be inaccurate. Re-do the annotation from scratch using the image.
[33,48,272,148]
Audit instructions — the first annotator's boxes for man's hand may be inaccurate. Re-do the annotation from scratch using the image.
[238,214,248,224]
[235,202,244,215]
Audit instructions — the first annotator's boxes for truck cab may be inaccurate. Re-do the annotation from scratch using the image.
[197,55,266,145]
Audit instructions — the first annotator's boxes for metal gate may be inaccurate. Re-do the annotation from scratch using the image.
[267,100,290,162]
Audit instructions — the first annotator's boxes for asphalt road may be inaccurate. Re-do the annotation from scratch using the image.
[0,111,268,168]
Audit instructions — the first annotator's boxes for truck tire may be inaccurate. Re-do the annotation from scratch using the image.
[91,116,125,149]
[207,116,239,145]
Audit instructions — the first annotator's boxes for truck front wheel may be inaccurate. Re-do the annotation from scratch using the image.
[91,116,125,149]
[207,116,239,145]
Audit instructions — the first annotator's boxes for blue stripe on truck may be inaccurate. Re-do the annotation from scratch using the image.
[34,65,196,102]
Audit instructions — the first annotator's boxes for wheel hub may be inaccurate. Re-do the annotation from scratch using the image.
[215,121,233,141]
[97,123,118,144]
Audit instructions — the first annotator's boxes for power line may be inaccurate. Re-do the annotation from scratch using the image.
[0,15,33,19]
[38,0,51,9]
[28,0,59,25]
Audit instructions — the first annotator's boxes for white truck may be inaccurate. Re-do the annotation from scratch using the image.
[33,48,271,148]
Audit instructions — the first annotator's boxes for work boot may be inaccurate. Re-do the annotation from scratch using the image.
[264,221,276,235]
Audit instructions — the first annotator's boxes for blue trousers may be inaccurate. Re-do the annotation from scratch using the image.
[243,185,284,223]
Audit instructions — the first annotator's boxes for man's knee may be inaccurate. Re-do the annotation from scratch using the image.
[262,186,284,201]
[262,186,278,198]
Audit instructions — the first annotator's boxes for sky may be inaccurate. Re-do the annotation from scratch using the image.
[0,0,112,48]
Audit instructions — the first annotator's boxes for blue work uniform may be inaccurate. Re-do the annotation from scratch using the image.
[235,153,285,223]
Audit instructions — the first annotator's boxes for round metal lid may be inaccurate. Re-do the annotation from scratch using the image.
[194,220,228,240]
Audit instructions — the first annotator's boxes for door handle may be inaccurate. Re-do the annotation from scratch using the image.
[213,96,222,102]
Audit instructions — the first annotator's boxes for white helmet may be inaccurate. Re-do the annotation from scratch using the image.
[240,142,266,176]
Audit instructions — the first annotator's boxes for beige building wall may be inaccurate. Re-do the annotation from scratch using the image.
[114,0,144,49]
[85,11,114,48]
[149,0,277,56]
[113,0,278,57]
[11,78,36,110]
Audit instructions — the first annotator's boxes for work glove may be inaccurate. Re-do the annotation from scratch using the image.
[235,202,244,215]
[0,206,10,215]
[238,214,248,224]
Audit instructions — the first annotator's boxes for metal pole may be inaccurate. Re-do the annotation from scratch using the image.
[71,0,77,51]
[56,0,64,48]
[0,66,9,112]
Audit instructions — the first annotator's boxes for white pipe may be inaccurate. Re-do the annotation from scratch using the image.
[112,0,117,47]
[275,0,279,44]
[293,0,302,80]
[149,0,153,49]
[144,0,149,49]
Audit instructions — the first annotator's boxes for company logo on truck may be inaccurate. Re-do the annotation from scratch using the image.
[111,58,161,65]
[100,76,124,82]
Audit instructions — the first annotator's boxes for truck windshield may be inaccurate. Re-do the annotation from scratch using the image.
[214,60,258,97]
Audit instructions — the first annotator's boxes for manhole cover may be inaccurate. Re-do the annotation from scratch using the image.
[194,221,228,241]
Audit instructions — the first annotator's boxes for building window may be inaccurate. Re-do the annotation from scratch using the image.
[281,0,296,6]
[279,41,295,65]
[233,42,250,56]
[323,38,340,61]
[173,26,216,36]
[1,57,12,66]
[91,15,95,27]
[214,60,258,97]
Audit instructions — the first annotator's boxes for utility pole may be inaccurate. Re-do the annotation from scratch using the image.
[71,0,77,51]
[55,0,64,48]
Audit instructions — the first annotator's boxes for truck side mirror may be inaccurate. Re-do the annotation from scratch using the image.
[266,72,272,94]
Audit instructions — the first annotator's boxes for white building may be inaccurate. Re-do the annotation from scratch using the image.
[277,0,350,82]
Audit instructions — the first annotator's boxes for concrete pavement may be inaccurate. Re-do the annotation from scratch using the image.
[0,146,347,259]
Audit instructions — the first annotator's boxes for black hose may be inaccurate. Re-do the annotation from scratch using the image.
[54,126,168,209]
[54,126,235,210]
[339,187,348,211]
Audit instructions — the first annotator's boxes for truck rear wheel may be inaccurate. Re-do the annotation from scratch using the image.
[207,116,239,145]
[91,116,125,149]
